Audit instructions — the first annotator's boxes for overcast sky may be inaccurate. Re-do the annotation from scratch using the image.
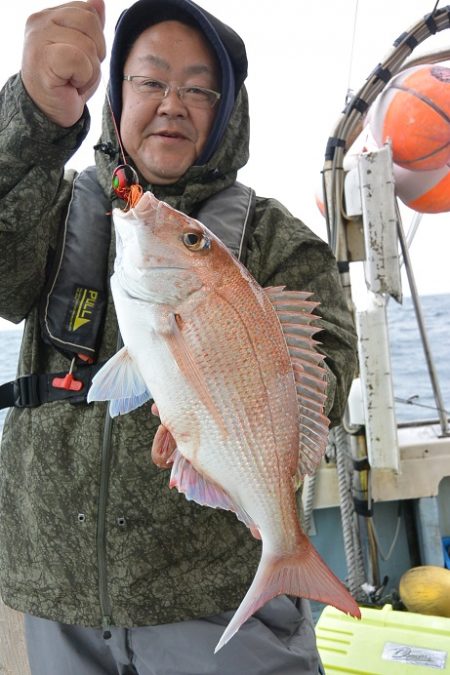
[1,0,449,328]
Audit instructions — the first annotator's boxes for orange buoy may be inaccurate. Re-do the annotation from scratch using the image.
[394,162,450,213]
[369,64,450,171]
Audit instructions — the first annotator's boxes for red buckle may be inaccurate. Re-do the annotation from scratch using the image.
[52,372,84,392]
[52,358,84,392]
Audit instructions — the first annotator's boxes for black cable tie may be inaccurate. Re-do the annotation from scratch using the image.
[393,31,406,47]
[346,96,370,115]
[325,136,346,161]
[424,12,438,34]
[425,6,450,29]
[337,261,350,274]
[393,31,419,51]
[371,63,392,84]
[353,497,373,517]
[352,457,371,472]
[404,34,419,50]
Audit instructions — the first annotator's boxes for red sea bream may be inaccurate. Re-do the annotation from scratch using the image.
[88,191,360,652]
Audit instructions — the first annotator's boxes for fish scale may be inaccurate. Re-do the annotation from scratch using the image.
[178,286,296,464]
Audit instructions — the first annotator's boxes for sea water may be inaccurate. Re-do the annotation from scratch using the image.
[0,293,449,433]
[387,293,450,423]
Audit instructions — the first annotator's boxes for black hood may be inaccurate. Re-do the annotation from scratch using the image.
[109,0,248,165]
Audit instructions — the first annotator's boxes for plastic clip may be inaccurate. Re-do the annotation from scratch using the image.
[52,358,84,392]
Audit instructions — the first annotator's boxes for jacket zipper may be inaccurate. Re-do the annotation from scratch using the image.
[97,333,123,637]
[97,397,114,638]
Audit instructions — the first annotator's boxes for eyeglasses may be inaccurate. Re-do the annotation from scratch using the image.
[123,76,221,109]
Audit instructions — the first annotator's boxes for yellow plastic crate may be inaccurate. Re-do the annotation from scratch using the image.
[316,604,450,674]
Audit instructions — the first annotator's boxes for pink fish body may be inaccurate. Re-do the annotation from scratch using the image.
[88,192,360,652]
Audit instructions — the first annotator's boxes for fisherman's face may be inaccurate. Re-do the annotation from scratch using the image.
[121,21,220,185]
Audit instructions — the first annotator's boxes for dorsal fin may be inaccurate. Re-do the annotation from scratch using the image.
[264,286,330,478]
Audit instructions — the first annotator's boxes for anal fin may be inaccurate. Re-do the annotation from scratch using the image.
[169,449,257,533]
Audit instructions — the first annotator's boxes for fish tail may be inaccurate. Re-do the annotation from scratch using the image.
[214,539,360,653]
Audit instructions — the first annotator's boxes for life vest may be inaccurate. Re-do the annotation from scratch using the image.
[0,167,256,409]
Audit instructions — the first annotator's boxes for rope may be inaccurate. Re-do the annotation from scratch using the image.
[333,425,367,600]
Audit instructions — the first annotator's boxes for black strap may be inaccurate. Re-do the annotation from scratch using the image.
[0,363,104,409]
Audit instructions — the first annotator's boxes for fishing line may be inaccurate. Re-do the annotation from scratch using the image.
[105,88,128,167]
[90,57,143,209]
[395,395,449,416]
[345,0,360,103]
[370,505,402,562]
[93,68,143,208]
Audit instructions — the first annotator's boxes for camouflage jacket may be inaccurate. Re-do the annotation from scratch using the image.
[0,74,357,628]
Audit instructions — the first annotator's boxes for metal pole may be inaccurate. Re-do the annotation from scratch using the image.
[396,214,450,436]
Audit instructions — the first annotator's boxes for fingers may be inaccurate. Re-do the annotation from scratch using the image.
[46,2,106,62]
[150,404,176,469]
[250,525,262,540]
[86,0,105,30]
[21,1,106,127]
[151,424,177,469]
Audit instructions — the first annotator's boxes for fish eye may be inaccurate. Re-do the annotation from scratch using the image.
[182,232,211,251]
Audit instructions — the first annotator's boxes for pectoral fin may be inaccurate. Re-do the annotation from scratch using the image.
[87,346,151,416]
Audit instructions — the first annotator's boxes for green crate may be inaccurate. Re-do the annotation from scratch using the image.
[316,604,450,674]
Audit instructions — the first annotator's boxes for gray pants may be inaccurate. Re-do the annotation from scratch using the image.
[25,596,324,674]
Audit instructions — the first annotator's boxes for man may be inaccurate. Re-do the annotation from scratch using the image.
[0,1,358,673]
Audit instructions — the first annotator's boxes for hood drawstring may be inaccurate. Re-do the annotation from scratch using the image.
[94,142,118,159]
